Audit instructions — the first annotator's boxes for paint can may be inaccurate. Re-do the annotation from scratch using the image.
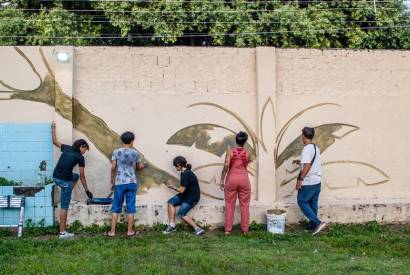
[266,208,286,234]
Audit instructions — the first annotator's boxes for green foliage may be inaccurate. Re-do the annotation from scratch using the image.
[0,2,100,46]
[0,177,22,186]
[0,1,409,48]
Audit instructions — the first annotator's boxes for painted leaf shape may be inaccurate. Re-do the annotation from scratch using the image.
[276,123,359,169]
[191,163,225,200]
[322,161,390,189]
[192,163,256,200]
[167,123,255,158]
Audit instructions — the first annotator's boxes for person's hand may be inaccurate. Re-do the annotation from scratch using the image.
[292,160,301,165]
[86,190,93,199]
[164,180,172,189]
[219,182,225,191]
[295,179,303,191]
[111,184,115,191]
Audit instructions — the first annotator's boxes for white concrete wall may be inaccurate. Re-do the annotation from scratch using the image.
[1,46,409,226]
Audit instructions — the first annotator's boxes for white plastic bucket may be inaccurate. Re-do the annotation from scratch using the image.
[266,209,286,234]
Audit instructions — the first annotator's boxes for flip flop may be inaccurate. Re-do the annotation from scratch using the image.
[103,232,115,238]
[127,231,139,237]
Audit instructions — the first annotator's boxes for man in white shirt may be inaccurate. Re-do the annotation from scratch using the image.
[293,127,327,235]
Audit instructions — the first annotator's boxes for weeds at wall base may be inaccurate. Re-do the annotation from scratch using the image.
[0,220,408,239]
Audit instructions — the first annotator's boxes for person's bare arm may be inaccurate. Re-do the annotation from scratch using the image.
[165,181,185,193]
[136,162,144,171]
[79,167,90,192]
[111,160,117,189]
[51,122,62,148]
[296,163,312,190]
[220,148,232,191]
[176,186,186,193]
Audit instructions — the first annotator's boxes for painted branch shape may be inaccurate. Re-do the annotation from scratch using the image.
[0,47,179,190]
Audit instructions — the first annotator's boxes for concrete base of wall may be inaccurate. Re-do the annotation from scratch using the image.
[63,198,410,227]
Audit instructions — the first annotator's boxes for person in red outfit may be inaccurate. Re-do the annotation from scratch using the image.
[220,131,251,235]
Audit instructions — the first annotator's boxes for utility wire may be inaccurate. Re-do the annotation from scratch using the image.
[0,18,407,24]
[6,6,405,13]
[0,25,408,40]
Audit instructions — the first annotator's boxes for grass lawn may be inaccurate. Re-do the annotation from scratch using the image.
[0,222,409,274]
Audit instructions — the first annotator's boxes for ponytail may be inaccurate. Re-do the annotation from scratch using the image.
[173,156,192,170]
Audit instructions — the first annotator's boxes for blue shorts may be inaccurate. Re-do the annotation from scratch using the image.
[112,183,137,214]
[167,195,195,218]
[53,173,80,210]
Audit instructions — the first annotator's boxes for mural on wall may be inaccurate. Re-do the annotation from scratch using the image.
[1,47,391,202]
[167,99,390,200]
[0,47,180,193]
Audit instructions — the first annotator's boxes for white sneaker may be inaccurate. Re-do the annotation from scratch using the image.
[59,231,75,239]
[312,222,327,236]
[162,225,177,235]
[194,227,205,236]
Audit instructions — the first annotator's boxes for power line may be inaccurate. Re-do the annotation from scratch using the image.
[0,25,408,40]
[0,18,407,25]
[7,6,404,13]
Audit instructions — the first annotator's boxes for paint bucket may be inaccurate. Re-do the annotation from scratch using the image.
[266,208,286,234]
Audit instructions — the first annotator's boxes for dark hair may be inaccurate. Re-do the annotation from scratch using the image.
[235,131,248,146]
[173,156,192,170]
[302,127,315,139]
[72,139,89,151]
[120,131,135,144]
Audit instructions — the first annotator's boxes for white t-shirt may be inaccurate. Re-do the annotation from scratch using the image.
[300,144,321,186]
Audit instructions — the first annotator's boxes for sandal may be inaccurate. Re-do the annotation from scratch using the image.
[103,231,115,237]
[224,231,231,235]
[127,231,139,237]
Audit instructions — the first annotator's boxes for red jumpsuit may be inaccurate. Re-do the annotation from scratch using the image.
[224,147,251,233]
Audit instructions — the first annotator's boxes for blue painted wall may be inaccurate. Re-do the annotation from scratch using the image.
[0,123,53,185]
[0,123,54,227]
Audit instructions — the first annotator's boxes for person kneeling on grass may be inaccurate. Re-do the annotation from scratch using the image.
[51,122,93,239]
[105,131,144,237]
[163,156,204,236]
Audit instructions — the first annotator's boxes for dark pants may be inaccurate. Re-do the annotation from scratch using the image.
[297,183,321,228]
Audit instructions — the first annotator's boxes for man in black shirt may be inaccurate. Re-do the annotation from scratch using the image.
[52,122,93,239]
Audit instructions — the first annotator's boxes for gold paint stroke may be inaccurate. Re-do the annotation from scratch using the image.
[276,123,359,169]
[275,103,341,161]
[2,47,179,189]
[0,47,43,93]
[259,97,275,151]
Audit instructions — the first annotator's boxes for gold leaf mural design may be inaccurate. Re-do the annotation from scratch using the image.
[166,123,256,159]
[1,48,391,200]
[189,102,264,152]
[322,161,390,189]
[276,123,360,169]
[0,47,179,190]
[279,160,390,199]
[259,97,275,151]
[274,103,341,162]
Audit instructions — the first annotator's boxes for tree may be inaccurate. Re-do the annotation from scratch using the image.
[1,0,409,48]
